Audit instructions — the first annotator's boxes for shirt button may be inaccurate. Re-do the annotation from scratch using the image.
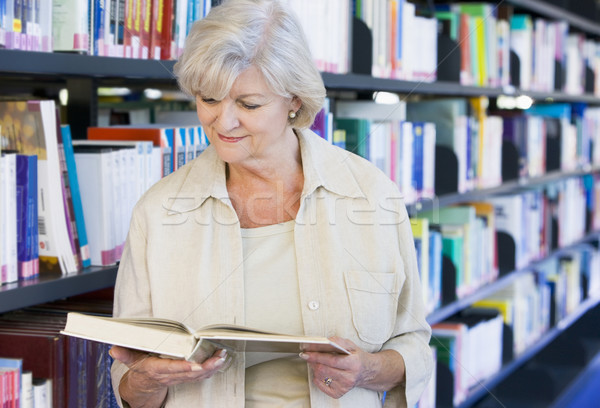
[308,300,320,310]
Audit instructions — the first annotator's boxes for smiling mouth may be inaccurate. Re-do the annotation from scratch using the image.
[218,134,246,143]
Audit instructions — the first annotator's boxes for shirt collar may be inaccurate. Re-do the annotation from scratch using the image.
[166,128,365,215]
[296,128,365,200]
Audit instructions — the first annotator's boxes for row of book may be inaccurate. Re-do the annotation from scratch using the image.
[0,0,352,74]
[410,174,600,316]
[0,357,52,408]
[427,238,600,407]
[0,99,213,280]
[0,294,118,407]
[313,98,600,205]
[359,1,600,95]
[357,0,438,81]
[0,101,86,279]
[0,0,213,59]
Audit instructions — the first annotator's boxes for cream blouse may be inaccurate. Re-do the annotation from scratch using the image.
[241,220,310,407]
[111,128,433,407]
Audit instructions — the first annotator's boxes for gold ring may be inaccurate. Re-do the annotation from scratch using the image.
[323,377,333,386]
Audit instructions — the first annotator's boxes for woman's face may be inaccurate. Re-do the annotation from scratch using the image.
[195,66,300,167]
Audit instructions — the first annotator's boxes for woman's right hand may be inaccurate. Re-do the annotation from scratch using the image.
[110,345,229,408]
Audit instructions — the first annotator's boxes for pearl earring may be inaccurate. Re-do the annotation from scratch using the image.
[288,111,297,119]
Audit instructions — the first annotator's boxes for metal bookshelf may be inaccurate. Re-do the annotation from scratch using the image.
[427,231,600,325]
[458,296,600,408]
[0,266,118,314]
[507,0,600,37]
[409,165,600,215]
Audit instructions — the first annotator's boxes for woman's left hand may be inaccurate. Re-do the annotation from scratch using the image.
[299,336,378,399]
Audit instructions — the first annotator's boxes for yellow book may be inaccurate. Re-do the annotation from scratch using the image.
[473,299,513,325]
[411,218,430,309]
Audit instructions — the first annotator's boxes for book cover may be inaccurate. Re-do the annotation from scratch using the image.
[139,0,151,58]
[411,217,430,312]
[16,154,38,280]
[61,312,351,364]
[55,113,83,274]
[160,0,174,60]
[61,125,91,268]
[73,147,117,266]
[52,0,89,52]
[429,227,443,312]
[1,153,18,284]
[87,125,174,177]
[0,357,22,407]
[334,118,370,160]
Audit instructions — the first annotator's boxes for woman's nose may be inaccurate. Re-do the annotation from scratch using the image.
[216,101,240,131]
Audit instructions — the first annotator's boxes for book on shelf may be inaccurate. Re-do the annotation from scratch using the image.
[406,98,470,194]
[0,357,22,407]
[87,125,175,178]
[61,126,91,269]
[61,312,351,364]
[411,218,431,314]
[52,0,89,53]
[16,154,39,280]
[0,100,80,275]
[73,146,119,267]
[1,153,18,284]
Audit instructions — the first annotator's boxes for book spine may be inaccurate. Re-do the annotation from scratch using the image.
[61,125,91,268]
[55,113,83,272]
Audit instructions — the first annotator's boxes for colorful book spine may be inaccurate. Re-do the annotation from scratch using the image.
[16,154,38,279]
[61,125,91,268]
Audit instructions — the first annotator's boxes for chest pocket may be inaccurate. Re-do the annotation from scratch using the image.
[343,269,402,345]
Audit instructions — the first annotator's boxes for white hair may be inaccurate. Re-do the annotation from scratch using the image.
[174,0,326,129]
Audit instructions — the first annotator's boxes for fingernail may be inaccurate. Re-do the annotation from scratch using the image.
[215,357,227,368]
[108,349,114,358]
[218,349,228,358]
[191,364,204,372]
[299,352,308,360]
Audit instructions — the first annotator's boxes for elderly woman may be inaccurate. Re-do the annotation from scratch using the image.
[109,0,432,406]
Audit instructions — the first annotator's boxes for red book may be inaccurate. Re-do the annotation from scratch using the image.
[139,0,151,58]
[160,0,174,60]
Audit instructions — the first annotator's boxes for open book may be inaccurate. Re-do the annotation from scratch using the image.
[61,313,350,363]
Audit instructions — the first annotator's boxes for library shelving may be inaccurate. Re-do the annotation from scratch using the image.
[1,0,600,407]
[0,266,118,314]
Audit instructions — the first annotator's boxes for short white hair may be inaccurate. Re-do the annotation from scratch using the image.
[174,0,326,129]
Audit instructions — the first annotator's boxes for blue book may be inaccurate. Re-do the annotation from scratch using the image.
[16,154,38,279]
[61,125,91,268]
[412,122,425,192]
[429,229,443,311]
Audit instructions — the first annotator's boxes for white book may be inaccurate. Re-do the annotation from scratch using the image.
[1,154,18,284]
[400,121,414,203]
[61,312,350,364]
[72,139,152,204]
[74,148,116,266]
[32,378,51,408]
[21,371,33,408]
[335,100,406,121]
[52,0,89,52]
[422,122,436,200]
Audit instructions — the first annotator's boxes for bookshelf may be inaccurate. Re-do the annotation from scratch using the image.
[0,0,599,407]
[0,266,118,314]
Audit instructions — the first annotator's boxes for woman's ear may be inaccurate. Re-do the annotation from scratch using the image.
[291,96,302,112]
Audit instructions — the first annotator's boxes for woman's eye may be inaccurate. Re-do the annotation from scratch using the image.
[241,103,260,110]
[201,97,218,104]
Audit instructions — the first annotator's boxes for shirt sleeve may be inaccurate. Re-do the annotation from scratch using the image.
[110,204,153,407]
[381,202,434,408]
